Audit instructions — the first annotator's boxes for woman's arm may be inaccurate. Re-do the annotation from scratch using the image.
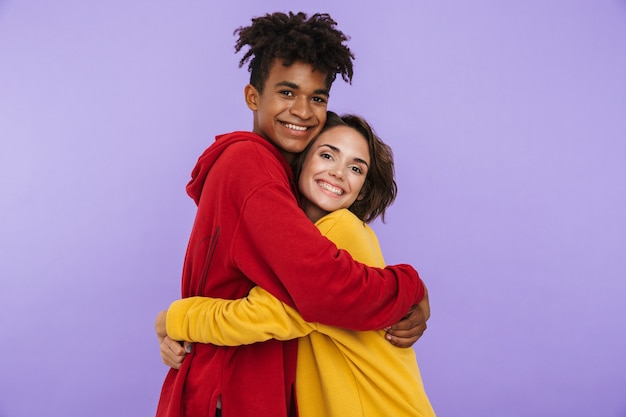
[166,286,316,345]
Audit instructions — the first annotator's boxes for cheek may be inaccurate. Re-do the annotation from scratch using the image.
[298,166,313,189]
[309,121,325,138]
[308,160,329,177]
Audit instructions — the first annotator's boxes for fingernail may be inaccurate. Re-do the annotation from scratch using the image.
[185,344,192,353]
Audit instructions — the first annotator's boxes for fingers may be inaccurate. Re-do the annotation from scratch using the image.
[384,307,428,348]
[389,308,426,331]
[385,330,422,348]
[385,322,426,346]
[387,322,427,338]
[160,336,188,369]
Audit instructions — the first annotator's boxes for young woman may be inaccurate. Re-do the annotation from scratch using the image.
[157,112,435,417]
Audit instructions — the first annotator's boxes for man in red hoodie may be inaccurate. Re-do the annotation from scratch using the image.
[156,11,429,417]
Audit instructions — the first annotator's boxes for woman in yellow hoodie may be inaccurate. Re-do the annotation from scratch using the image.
[157,112,436,417]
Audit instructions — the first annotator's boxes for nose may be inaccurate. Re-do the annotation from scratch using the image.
[329,166,345,180]
[290,96,312,119]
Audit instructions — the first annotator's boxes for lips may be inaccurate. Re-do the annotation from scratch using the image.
[317,180,344,196]
[281,121,309,131]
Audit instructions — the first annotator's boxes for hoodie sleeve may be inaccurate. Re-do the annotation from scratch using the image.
[231,179,424,332]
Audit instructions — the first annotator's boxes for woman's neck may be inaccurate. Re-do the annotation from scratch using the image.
[300,199,329,224]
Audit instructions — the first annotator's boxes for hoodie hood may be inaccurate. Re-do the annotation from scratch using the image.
[186,131,295,205]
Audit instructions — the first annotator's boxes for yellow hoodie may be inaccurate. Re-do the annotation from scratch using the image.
[167,209,435,417]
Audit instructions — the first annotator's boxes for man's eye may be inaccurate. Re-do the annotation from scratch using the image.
[280,90,294,97]
[312,96,327,103]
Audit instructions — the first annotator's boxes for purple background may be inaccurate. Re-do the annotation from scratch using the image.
[1,1,625,416]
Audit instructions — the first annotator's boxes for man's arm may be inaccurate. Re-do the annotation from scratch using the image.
[232,184,425,332]
[385,285,430,347]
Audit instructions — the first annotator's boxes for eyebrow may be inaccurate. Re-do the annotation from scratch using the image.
[275,81,329,97]
[318,143,369,168]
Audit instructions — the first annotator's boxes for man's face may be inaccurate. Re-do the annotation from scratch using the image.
[246,59,329,161]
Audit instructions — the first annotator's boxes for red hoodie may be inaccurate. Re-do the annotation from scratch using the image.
[156,131,425,417]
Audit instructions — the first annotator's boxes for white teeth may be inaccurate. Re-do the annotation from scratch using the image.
[318,181,344,195]
[284,123,307,131]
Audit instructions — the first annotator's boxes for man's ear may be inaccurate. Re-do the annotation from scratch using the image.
[244,84,260,111]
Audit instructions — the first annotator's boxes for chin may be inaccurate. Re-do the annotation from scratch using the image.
[286,144,309,154]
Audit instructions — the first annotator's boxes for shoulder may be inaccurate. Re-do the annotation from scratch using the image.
[315,209,385,267]
[315,209,366,236]
[315,209,377,246]
[220,136,281,165]
[215,137,291,182]
[190,132,295,205]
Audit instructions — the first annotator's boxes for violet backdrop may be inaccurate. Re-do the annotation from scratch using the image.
[1,1,625,416]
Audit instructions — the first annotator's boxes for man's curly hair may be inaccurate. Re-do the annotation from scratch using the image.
[234,11,354,92]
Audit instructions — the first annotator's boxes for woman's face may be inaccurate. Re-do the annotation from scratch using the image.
[298,125,370,223]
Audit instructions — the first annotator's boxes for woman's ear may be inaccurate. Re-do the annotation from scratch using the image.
[244,84,260,111]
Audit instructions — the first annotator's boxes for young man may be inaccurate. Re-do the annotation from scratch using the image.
[155,12,429,417]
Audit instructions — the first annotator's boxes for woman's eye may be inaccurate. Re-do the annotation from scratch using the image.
[350,166,363,175]
[320,152,332,160]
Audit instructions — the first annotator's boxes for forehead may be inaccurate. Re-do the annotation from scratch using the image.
[265,59,329,92]
[314,126,370,161]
